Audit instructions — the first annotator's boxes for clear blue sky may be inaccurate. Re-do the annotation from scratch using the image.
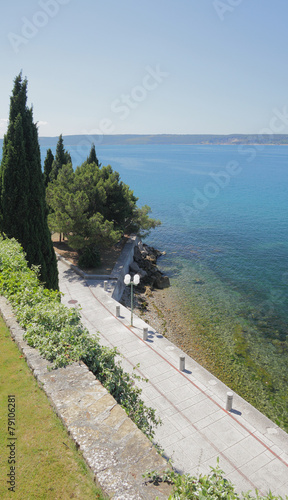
[1,0,288,138]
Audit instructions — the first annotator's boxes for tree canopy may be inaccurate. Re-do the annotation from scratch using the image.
[0,73,58,289]
[46,145,160,257]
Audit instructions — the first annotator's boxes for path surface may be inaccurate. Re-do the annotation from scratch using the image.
[58,260,288,497]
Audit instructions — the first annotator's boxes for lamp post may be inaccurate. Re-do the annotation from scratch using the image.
[124,273,140,326]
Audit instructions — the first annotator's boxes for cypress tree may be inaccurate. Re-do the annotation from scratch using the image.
[50,134,71,180]
[55,134,67,169]
[43,148,54,187]
[0,73,58,290]
[86,143,100,166]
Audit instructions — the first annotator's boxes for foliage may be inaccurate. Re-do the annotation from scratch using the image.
[43,148,54,187]
[87,143,100,166]
[46,164,121,253]
[144,459,288,499]
[46,154,160,259]
[78,246,101,268]
[126,204,162,238]
[0,236,161,440]
[49,134,72,182]
[0,73,58,290]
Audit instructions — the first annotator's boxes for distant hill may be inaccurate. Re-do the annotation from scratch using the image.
[1,134,288,152]
[38,134,288,146]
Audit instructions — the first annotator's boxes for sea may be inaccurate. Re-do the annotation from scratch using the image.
[3,141,288,426]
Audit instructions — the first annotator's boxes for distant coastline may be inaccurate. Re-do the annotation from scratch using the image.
[38,134,288,146]
[2,134,288,150]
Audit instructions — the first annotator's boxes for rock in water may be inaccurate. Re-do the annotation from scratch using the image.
[155,275,170,289]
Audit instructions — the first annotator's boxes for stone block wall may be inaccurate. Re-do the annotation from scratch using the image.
[0,297,171,499]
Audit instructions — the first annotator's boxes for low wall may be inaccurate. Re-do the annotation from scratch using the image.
[0,297,171,499]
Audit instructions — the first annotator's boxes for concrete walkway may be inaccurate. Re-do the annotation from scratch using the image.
[58,259,288,497]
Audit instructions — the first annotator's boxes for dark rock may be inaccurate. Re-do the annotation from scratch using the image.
[138,241,149,256]
[155,276,170,289]
[129,261,141,274]
[146,254,157,265]
[130,240,169,291]
[133,246,143,263]
[144,244,163,259]
[194,279,205,285]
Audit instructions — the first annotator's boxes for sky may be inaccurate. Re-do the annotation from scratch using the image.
[1,0,288,138]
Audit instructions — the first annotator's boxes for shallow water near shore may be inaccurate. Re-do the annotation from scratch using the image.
[41,142,288,429]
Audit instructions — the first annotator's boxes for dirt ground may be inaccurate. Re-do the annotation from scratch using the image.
[52,233,127,275]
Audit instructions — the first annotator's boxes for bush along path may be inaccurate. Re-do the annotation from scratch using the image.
[0,236,161,441]
[144,459,288,500]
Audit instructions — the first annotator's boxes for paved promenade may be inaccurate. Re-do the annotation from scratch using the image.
[58,259,288,497]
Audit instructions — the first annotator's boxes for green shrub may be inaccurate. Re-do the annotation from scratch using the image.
[0,236,160,440]
[78,246,101,268]
[144,459,288,499]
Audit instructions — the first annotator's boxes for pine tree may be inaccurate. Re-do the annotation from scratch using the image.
[86,143,100,166]
[43,148,54,187]
[0,73,58,290]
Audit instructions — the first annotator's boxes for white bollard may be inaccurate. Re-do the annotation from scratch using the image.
[116,305,120,317]
[179,356,185,371]
[104,280,108,291]
[143,327,148,341]
[226,392,233,411]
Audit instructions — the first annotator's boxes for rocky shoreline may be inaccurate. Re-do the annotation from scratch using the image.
[128,241,170,291]
[121,242,190,353]
[120,240,171,330]
[120,241,211,368]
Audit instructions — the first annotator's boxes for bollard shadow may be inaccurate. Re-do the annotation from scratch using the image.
[146,330,163,339]
[230,409,242,416]
[145,332,155,343]
[182,369,192,375]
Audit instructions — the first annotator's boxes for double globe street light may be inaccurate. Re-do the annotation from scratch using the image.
[124,273,140,326]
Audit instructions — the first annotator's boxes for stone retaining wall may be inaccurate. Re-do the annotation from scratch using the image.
[0,297,171,499]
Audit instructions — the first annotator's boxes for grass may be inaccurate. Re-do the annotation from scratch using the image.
[0,315,107,500]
